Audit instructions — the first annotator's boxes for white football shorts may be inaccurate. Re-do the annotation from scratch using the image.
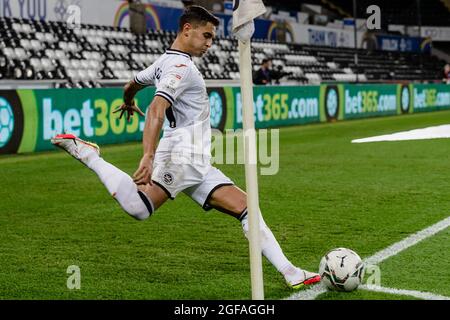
[151,151,234,210]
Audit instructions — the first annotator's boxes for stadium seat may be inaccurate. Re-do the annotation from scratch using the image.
[0,16,445,86]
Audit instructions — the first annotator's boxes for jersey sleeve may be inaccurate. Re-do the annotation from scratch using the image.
[154,63,191,106]
[134,64,155,86]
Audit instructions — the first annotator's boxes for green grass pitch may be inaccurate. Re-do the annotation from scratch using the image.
[1,110,449,300]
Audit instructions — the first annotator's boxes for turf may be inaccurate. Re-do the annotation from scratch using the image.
[0,110,449,300]
[377,227,450,297]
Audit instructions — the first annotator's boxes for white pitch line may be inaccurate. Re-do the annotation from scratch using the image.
[352,124,450,143]
[364,216,450,266]
[360,285,450,300]
[285,283,328,301]
[286,216,450,300]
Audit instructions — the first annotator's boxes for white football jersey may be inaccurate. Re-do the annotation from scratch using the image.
[134,49,211,162]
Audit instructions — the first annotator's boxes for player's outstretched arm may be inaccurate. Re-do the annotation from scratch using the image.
[133,96,170,185]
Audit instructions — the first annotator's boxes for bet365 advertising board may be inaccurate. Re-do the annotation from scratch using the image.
[1,83,449,155]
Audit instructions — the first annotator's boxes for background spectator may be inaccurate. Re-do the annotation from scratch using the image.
[443,64,450,83]
[253,58,273,85]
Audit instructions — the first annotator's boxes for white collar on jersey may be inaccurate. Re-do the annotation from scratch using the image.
[166,49,192,60]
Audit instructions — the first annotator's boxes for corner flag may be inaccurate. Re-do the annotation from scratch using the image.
[232,0,267,300]
[232,0,266,40]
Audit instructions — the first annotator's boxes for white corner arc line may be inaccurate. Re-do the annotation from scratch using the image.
[285,216,450,300]
[359,285,450,300]
[364,216,450,266]
[351,124,450,143]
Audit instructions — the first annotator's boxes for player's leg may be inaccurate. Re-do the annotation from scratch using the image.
[207,185,320,289]
[51,133,168,220]
[184,167,320,289]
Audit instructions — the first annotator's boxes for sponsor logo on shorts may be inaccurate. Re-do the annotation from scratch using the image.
[162,172,174,185]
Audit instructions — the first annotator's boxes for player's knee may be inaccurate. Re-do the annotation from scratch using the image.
[123,203,152,221]
[121,191,154,221]
[129,207,151,220]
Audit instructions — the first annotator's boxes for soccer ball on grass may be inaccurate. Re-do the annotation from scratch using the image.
[319,247,364,292]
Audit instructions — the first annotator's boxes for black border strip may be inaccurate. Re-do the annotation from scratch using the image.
[0,299,434,317]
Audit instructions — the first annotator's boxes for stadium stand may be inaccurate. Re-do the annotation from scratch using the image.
[434,41,450,55]
[301,45,443,82]
[0,3,447,88]
[270,0,450,27]
[334,0,450,27]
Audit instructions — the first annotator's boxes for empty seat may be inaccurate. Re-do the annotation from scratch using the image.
[0,15,444,85]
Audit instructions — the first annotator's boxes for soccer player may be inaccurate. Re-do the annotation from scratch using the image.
[52,5,320,290]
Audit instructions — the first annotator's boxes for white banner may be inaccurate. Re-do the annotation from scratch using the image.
[291,23,363,48]
[0,0,380,49]
[421,26,450,41]
[0,0,127,27]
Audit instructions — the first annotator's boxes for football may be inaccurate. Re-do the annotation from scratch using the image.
[319,247,365,292]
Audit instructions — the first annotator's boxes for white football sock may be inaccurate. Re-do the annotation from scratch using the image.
[240,209,301,282]
[88,156,153,220]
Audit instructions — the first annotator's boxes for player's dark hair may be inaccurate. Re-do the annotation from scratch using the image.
[178,5,220,31]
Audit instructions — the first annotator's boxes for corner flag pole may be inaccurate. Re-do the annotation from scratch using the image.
[239,39,264,300]
[232,0,267,300]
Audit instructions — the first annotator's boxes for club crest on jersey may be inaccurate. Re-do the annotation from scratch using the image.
[162,172,174,185]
